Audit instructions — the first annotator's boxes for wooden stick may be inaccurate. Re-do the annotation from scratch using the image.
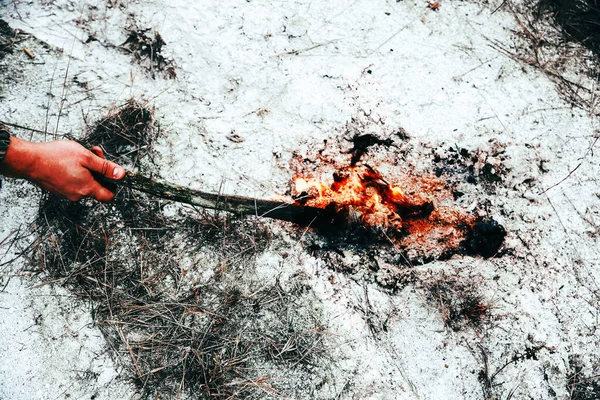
[112,172,333,226]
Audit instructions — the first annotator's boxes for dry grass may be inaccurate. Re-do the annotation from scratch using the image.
[419,271,494,331]
[30,99,328,399]
[568,355,600,400]
[120,23,177,79]
[492,1,600,114]
[81,99,156,166]
[540,0,600,56]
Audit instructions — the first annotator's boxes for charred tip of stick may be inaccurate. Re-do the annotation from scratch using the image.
[289,200,435,241]
[304,203,353,234]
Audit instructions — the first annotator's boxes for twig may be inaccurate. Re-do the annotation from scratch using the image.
[541,134,600,194]
[275,41,336,57]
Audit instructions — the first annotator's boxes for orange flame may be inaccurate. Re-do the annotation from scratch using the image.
[293,166,425,231]
[292,165,475,257]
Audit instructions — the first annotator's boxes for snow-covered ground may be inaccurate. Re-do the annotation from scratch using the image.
[1,0,600,399]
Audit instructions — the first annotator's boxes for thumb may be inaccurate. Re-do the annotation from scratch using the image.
[85,151,126,180]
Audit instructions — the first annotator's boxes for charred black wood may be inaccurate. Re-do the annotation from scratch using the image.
[463,219,506,258]
[395,201,434,220]
[348,134,395,166]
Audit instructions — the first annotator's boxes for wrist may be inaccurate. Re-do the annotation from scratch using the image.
[0,136,39,179]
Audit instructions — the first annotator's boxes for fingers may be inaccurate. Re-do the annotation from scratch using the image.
[90,184,116,203]
[84,151,126,180]
[90,146,105,159]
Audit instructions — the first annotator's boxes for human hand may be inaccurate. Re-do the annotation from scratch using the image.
[0,137,126,202]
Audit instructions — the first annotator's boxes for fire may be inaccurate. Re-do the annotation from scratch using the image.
[292,166,430,231]
[291,165,476,257]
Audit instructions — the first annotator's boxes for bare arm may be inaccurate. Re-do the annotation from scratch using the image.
[0,136,125,202]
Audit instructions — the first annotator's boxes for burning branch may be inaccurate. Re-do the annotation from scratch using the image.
[112,166,435,236]
[114,172,338,227]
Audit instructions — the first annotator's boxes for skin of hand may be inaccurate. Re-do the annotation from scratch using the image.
[0,136,125,202]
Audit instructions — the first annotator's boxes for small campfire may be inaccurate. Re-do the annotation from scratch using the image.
[288,164,505,259]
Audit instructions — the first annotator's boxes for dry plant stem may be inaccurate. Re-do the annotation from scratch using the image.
[112,171,332,226]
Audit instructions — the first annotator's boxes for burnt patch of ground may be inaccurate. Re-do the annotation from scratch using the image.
[308,217,503,261]
[348,133,395,166]
[431,142,509,189]
[290,132,507,267]
[287,124,507,335]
